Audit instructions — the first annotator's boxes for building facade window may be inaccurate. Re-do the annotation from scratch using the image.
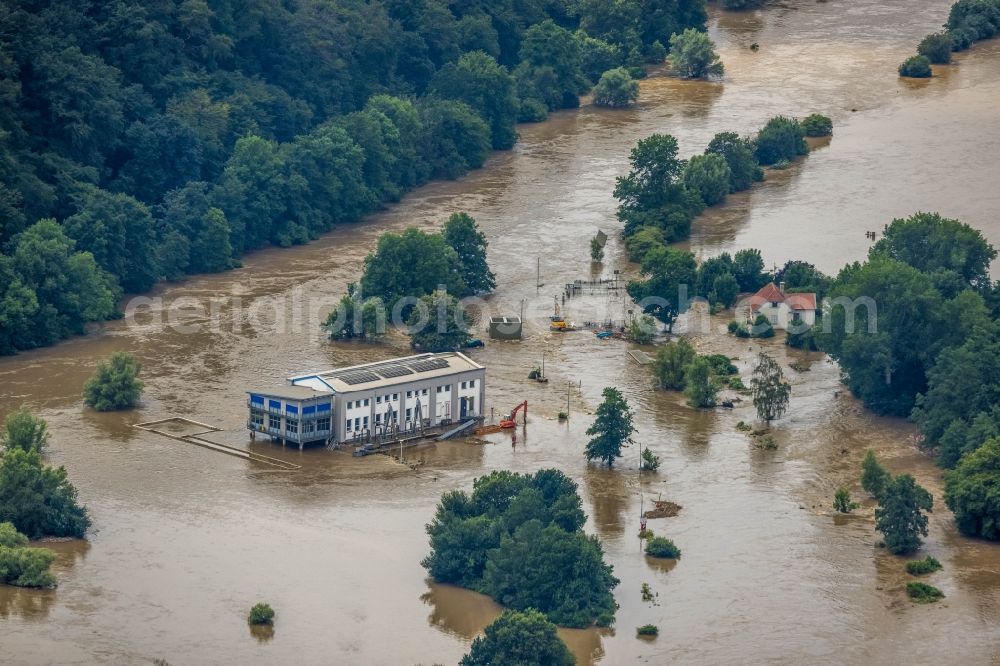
[317,417,330,431]
[286,419,298,434]
[269,414,280,429]
[251,413,264,428]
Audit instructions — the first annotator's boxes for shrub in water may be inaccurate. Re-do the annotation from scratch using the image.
[636,624,659,636]
[918,32,953,64]
[906,581,944,603]
[248,602,275,625]
[800,113,833,137]
[906,556,942,575]
[899,55,932,78]
[644,536,681,559]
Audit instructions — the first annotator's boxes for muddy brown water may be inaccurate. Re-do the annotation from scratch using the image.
[3,2,1000,664]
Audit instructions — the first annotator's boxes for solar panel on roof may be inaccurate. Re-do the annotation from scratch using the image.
[335,370,381,385]
[408,358,449,373]
[376,365,413,379]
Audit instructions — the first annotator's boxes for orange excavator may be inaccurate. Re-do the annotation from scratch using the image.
[500,401,528,429]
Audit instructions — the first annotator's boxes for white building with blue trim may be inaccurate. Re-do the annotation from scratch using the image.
[247,352,485,448]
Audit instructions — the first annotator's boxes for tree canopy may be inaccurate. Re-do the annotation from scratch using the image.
[1,408,49,453]
[0,448,90,539]
[0,0,713,354]
[668,29,724,78]
[750,352,791,423]
[422,469,618,628]
[592,68,640,108]
[585,387,636,466]
[461,609,575,666]
[83,351,144,411]
[945,436,1000,540]
[875,474,933,555]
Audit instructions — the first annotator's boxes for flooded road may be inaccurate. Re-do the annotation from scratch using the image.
[3,1,1000,664]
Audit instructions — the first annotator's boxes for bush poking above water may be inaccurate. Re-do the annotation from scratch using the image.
[906,556,943,576]
[899,55,932,78]
[636,624,659,637]
[906,581,944,603]
[800,113,833,137]
[645,536,681,559]
[248,602,275,625]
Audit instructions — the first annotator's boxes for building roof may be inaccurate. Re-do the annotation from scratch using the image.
[248,385,332,400]
[288,352,484,394]
[748,283,817,312]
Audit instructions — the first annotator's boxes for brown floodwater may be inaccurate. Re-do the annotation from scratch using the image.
[3,1,1000,664]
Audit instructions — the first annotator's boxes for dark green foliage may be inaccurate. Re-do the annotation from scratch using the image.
[644,536,681,558]
[944,437,1000,539]
[83,351,144,411]
[818,255,988,416]
[750,352,790,423]
[626,247,697,331]
[323,291,384,341]
[461,609,575,666]
[683,153,731,206]
[755,116,809,166]
[752,314,775,339]
[2,1,713,354]
[0,526,58,589]
[615,134,703,241]
[721,0,764,8]
[248,603,274,625]
[775,260,831,300]
[684,357,717,408]
[585,388,636,466]
[640,447,660,471]
[906,556,942,575]
[593,68,639,107]
[423,469,617,628]
[906,581,944,602]
[786,325,819,351]
[429,51,519,151]
[636,624,659,636]
[625,226,666,263]
[946,0,1000,41]
[948,27,975,50]
[360,228,467,306]
[833,487,857,513]
[733,249,768,292]
[899,55,933,78]
[407,292,471,353]
[695,253,734,298]
[0,449,90,539]
[704,354,738,376]
[652,339,697,390]
[63,188,159,293]
[913,325,1000,467]
[443,213,496,294]
[711,273,740,308]
[1,408,49,453]
[875,474,933,555]
[418,99,492,180]
[871,212,996,292]
[918,33,954,64]
[861,450,892,501]
[706,132,762,193]
[10,219,119,348]
[800,114,833,137]
[668,29,724,78]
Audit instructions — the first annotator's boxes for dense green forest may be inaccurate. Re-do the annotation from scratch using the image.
[0,0,711,354]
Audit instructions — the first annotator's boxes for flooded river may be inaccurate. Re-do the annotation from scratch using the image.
[3,1,1000,664]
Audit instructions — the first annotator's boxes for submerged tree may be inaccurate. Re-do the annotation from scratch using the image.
[652,338,697,390]
[83,351,144,411]
[323,286,385,341]
[593,67,639,108]
[875,474,933,555]
[668,29,724,78]
[407,291,471,352]
[944,437,1000,540]
[861,449,892,500]
[443,212,496,294]
[585,387,636,466]
[0,449,90,539]
[683,357,717,408]
[750,352,790,424]
[1,408,49,453]
[461,609,575,666]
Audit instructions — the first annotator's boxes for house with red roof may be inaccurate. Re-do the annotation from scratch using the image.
[741,282,817,330]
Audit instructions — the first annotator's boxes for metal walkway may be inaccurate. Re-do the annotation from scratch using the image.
[435,419,478,441]
[134,418,300,471]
